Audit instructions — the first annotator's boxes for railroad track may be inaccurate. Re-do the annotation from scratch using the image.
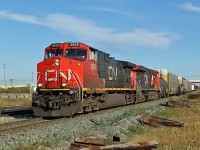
[0,117,70,135]
[0,117,47,135]
[0,97,170,136]
[0,107,33,117]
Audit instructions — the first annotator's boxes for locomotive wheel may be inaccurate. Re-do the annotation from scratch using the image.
[83,103,93,112]
[92,102,100,111]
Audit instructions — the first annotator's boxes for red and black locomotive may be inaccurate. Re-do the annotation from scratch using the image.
[32,42,162,117]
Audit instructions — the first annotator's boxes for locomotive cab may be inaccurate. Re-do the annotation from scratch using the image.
[32,42,94,116]
[37,42,87,89]
[32,42,109,117]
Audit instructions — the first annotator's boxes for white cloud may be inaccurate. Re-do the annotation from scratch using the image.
[181,3,200,12]
[43,13,115,40]
[0,10,179,49]
[80,6,139,18]
[0,10,41,24]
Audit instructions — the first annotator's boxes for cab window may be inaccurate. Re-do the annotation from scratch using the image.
[66,49,87,60]
[90,48,98,61]
[45,49,63,59]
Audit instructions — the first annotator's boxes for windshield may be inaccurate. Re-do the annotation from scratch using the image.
[66,49,87,60]
[45,49,63,59]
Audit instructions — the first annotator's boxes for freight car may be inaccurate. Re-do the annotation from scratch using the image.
[32,42,162,117]
[178,77,192,93]
[158,69,179,96]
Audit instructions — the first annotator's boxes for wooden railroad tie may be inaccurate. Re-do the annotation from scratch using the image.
[70,137,158,150]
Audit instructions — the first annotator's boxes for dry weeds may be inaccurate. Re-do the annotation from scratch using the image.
[131,91,200,149]
[0,98,31,108]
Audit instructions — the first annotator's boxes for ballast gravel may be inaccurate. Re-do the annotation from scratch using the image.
[0,98,168,150]
[0,116,28,124]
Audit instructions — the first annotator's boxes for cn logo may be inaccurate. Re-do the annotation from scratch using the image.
[45,69,72,81]
[90,64,96,70]
[45,69,57,81]
[60,69,71,81]
[108,66,117,80]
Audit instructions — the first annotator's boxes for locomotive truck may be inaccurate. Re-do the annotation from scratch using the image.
[32,42,164,117]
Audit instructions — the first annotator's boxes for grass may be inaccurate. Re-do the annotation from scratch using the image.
[0,87,30,93]
[110,109,134,125]
[126,125,144,136]
[131,90,200,149]
[0,87,32,108]
[15,142,52,150]
[0,98,31,108]
[182,90,200,99]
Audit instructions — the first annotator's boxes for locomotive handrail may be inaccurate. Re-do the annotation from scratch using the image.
[37,72,42,82]
[69,70,83,102]
[71,71,83,88]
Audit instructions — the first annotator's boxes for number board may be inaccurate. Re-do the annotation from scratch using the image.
[68,42,80,47]
[51,43,60,48]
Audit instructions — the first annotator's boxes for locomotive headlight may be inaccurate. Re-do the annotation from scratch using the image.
[38,83,43,87]
[55,58,60,66]
[69,90,74,94]
[32,86,37,92]
[61,82,67,87]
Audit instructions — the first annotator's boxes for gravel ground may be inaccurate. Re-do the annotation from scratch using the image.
[0,116,30,125]
[0,98,168,150]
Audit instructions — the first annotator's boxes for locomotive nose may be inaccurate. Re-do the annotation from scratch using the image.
[44,57,60,88]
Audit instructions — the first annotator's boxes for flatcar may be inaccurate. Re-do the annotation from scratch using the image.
[32,42,163,117]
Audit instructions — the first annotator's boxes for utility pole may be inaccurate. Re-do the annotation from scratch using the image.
[10,79,13,87]
[30,71,34,94]
[3,64,7,88]
[32,71,34,84]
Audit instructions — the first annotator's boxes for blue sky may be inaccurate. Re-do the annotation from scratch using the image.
[0,0,200,86]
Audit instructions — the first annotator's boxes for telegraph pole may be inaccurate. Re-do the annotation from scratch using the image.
[3,64,7,88]
[32,71,34,84]
[10,79,13,87]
